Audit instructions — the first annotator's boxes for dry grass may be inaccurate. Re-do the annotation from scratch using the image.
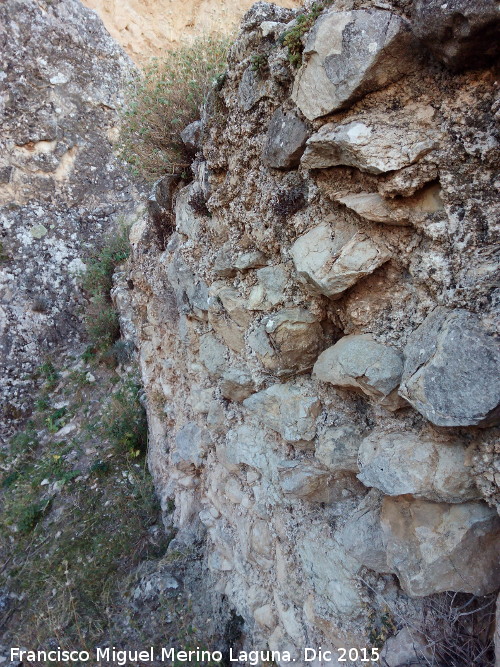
[118,36,229,182]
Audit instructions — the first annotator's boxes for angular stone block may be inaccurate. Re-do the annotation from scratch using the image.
[292,10,418,120]
[313,334,405,410]
[243,383,321,442]
[399,307,500,427]
[358,430,479,502]
[302,110,438,173]
[262,107,309,169]
[290,223,390,299]
[381,496,500,596]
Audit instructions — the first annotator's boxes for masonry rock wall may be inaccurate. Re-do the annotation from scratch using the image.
[125,1,500,663]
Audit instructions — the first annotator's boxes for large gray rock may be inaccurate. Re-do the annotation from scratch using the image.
[339,490,389,573]
[247,264,289,310]
[172,422,211,470]
[290,223,390,299]
[313,335,405,410]
[338,185,443,227]
[243,383,321,442]
[381,497,500,596]
[180,120,201,154]
[399,308,500,427]
[412,0,500,71]
[249,308,325,377]
[199,333,228,379]
[265,308,325,374]
[278,460,332,502]
[262,108,309,169]
[220,365,255,402]
[315,424,363,473]
[238,66,272,111]
[357,430,479,502]
[292,10,418,120]
[301,110,438,173]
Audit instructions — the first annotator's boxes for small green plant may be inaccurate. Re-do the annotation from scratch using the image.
[250,52,268,74]
[18,499,51,534]
[118,36,230,181]
[36,361,59,389]
[82,228,130,298]
[82,228,130,354]
[0,240,9,263]
[280,1,333,67]
[102,378,148,456]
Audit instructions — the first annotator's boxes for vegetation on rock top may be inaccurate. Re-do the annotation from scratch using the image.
[118,36,230,182]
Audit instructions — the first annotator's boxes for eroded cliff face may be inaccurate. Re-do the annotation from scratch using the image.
[125,1,500,662]
[0,0,141,439]
[80,0,301,62]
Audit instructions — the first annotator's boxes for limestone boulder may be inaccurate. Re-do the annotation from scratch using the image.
[266,308,324,373]
[262,107,309,169]
[381,496,500,596]
[313,335,405,410]
[338,184,444,227]
[247,264,289,310]
[238,66,272,111]
[357,430,479,502]
[380,627,433,667]
[412,0,500,71]
[301,110,438,173]
[172,422,211,471]
[220,365,255,402]
[180,120,201,154]
[233,250,269,271]
[208,285,250,354]
[175,183,204,240]
[399,308,500,427]
[199,333,228,379]
[278,461,331,502]
[292,10,418,120]
[249,308,325,378]
[315,424,363,473]
[290,223,390,299]
[243,383,321,443]
[218,424,280,474]
[339,490,389,573]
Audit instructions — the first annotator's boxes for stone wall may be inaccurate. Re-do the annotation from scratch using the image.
[125,1,500,663]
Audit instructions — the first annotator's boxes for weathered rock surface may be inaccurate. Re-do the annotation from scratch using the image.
[399,308,500,427]
[262,308,325,375]
[315,424,363,473]
[0,0,139,438]
[262,108,309,169]
[357,430,479,502]
[339,490,389,573]
[381,496,500,596]
[243,383,321,442]
[180,121,201,155]
[290,223,390,299]
[338,184,444,226]
[412,0,500,71]
[292,9,418,120]
[220,365,255,402]
[314,335,405,410]
[278,460,332,501]
[301,110,438,173]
